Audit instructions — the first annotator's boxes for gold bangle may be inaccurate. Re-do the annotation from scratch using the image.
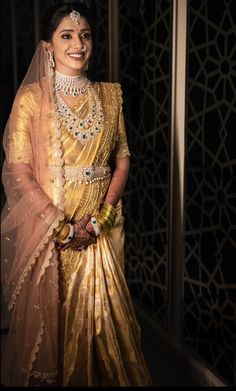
[93,203,117,234]
[56,224,70,241]
[101,203,116,214]
[100,205,116,220]
[53,220,66,236]
[96,216,114,233]
[102,202,116,209]
[99,213,115,227]
[96,220,110,233]
[96,214,113,224]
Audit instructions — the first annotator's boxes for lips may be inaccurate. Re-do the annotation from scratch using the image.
[68,53,85,59]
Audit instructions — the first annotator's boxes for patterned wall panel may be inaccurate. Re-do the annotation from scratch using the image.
[119,0,173,328]
[184,0,236,385]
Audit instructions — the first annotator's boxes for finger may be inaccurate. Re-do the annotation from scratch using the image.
[85,221,95,236]
[56,242,70,251]
[79,215,91,228]
[74,228,92,242]
[72,238,95,249]
[72,235,96,248]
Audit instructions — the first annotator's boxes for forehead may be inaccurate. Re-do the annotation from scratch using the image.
[55,15,91,33]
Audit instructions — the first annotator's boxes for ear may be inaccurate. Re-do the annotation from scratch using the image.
[44,41,53,52]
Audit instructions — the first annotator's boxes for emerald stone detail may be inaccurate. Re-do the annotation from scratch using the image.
[55,84,104,143]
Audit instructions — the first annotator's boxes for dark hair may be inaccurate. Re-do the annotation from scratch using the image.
[42,2,94,42]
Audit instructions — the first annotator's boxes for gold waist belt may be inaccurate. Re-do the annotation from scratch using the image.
[48,165,111,184]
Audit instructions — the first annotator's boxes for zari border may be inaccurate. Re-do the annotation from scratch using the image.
[22,319,58,385]
[25,319,44,386]
[31,370,57,385]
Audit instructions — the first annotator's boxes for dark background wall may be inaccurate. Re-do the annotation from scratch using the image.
[183,0,236,384]
[119,0,172,330]
[118,0,235,386]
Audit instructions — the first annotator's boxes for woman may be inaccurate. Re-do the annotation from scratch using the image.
[1,3,152,387]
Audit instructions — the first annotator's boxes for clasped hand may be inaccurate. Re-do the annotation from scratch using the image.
[58,215,96,251]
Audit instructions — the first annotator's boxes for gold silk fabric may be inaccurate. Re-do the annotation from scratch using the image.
[58,82,130,221]
[57,84,151,386]
[1,41,151,387]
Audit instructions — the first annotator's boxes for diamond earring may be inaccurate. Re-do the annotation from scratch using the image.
[48,51,55,68]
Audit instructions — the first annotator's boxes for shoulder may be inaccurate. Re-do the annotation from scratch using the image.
[94,82,123,104]
[12,83,41,115]
[16,82,41,101]
[14,83,41,105]
[96,81,122,93]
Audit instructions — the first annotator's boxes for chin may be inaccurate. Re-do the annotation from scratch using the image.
[71,65,86,73]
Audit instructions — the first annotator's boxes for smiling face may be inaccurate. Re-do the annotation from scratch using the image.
[48,15,92,76]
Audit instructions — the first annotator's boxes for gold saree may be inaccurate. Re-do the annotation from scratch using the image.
[1,41,151,387]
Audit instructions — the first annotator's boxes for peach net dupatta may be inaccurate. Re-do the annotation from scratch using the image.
[1,41,65,386]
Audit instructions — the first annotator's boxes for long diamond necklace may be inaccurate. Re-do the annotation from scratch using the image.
[54,85,104,142]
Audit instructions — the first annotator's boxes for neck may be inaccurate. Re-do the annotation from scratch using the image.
[55,70,87,78]
[54,70,90,97]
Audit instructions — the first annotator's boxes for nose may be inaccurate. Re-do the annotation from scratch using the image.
[72,35,84,50]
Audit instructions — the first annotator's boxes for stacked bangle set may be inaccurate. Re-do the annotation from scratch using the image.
[93,203,117,234]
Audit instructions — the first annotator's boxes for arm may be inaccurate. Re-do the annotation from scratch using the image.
[104,156,130,207]
[86,83,131,236]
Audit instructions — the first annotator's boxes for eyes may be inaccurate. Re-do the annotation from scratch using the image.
[61,32,91,41]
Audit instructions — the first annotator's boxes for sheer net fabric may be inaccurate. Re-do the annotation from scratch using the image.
[1,41,64,386]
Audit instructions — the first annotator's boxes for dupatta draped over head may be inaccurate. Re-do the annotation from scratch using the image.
[1,41,65,385]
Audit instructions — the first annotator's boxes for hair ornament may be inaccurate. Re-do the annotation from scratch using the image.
[70,10,82,24]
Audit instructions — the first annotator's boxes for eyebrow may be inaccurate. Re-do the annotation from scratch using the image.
[59,28,91,33]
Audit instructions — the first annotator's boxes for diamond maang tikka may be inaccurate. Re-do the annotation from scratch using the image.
[70,10,81,24]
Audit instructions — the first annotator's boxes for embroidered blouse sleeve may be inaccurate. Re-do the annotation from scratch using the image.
[113,84,131,158]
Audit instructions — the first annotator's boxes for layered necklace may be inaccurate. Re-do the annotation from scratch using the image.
[54,71,104,142]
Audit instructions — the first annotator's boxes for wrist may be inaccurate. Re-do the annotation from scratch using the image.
[55,223,75,245]
[95,203,117,233]
[54,220,66,237]
[90,216,101,236]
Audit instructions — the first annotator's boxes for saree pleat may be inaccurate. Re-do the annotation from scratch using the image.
[59,233,150,386]
[55,82,152,386]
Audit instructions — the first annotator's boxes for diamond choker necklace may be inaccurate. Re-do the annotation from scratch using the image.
[54,71,90,96]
